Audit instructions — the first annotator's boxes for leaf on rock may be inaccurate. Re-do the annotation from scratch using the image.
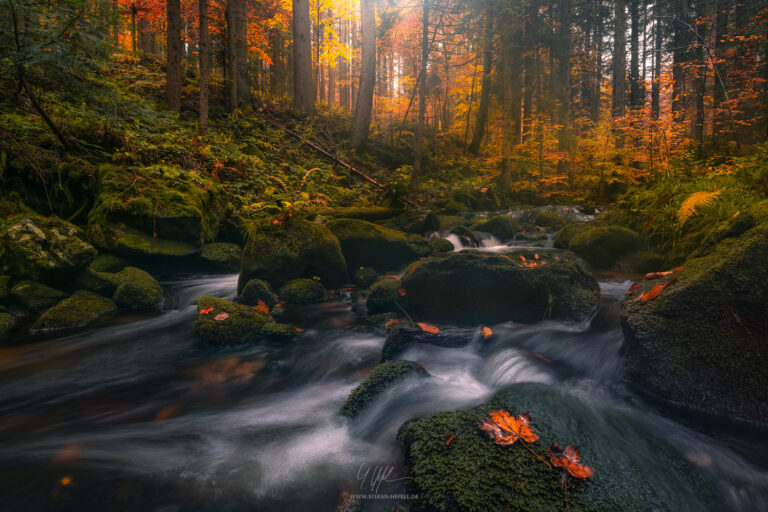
[254,300,270,314]
[482,326,493,340]
[417,322,440,335]
[478,410,540,445]
[446,434,456,446]
[627,282,640,295]
[548,443,594,480]
[199,306,214,315]
[214,311,230,321]
[643,271,673,280]
[398,288,407,296]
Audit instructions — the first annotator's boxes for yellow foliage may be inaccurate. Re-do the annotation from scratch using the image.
[677,190,721,225]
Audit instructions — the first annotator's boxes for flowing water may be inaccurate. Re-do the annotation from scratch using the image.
[1,240,768,511]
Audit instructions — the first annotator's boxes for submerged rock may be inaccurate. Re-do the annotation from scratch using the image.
[326,218,431,273]
[200,242,242,272]
[341,360,429,419]
[239,278,278,306]
[194,295,272,346]
[402,251,599,325]
[33,291,116,333]
[278,278,326,304]
[10,281,68,312]
[238,218,347,290]
[622,223,768,425]
[568,226,643,269]
[398,383,720,512]
[112,267,163,311]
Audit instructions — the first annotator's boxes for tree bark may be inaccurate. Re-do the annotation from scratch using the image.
[612,0,627,118]
[629,0,642,108]
[165,0,182,111]
[293,0,314,112]
[235,0,249,105]
[199,0,209,135]
[468,0,494,155]
[522,0,538,142]
[351,0,376,150]
[501,12,523,193]
[225,0,237,111]
[651,2,662,120]
[556,0,572,183]
[412,0,430,187]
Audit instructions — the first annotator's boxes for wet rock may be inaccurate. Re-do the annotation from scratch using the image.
[239,218,347,290]
[341,360,430,419]
[622,222,768,425]
[449,226,478,247]
[88,254,130,273]
[326,218,431,273]
[314,206,398,222]
[534,210,568,229]
[554,222,591,249]
[472,215,521,240]
[33,291,116,333]
[366,278,406,314]
[568,226,644,269]
[381,210,441,235]
[112,267,163,311]
[353,267,380,288]
[10,281,68,312]
[261,322,299,343]
[429,238,454,253]
[200,242,241,272]
[278,278,326,304]
[194,295,272,346]
[239,278,278,307]
[612,250,664,274]
[402,251,599,325]
[381,327,471,361]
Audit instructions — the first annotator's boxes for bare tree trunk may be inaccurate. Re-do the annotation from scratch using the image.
[651,1,662,120]
[629,0,642,108]
[199,0,209,135]
[522,0,537,142]
[235,0,249,105]
[556,0,572,184]
[166,0,182,111]
[225,0,237,111]
[293,0,314,112]
[612,0,626,118]
[412,0,430,187]
[351,0,376,150]
[501,13,523,194]
[468,0,493,155]
[270,28,283,96]
[591,0,603,123]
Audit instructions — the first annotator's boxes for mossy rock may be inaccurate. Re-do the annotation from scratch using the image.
[112,267,163,311]
[534,210,568,229]
[353,267,380,288]
[89,225,199,258]
[341,360,429,419]
[89,254,130,273]
[88,164,226,252]
[261,322,299,343]
[402,251,599,325]
[327,218,432,273]
[278,278,326,304]
[568,226,644,269]
[33,291,117,333]
[200,242,242,272]
[380,211,441,235]
[449,225,478,247]
[238,218,347,290]
[0,212,97,288]
[381,327,472,362]
[76,268,120,296]
[0,276,10,302]
[429,238,454,253]
[622,222,768,425]
[612,250,664,274]
[472,215,521,240]
[10,281,68,311]
[436,215,471,230]
[441,201,470,215]
[194,295,272,346]
[554,222,591,249]
[398,383,720,512]
[314,206,398,222]
[0,312,14,336]
[367,278,407,314]
[239,278,277,307]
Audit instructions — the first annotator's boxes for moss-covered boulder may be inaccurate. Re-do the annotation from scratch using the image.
[449,226,478,247]
[200,242,241,272]
[10,281,68,311]
[568,226,644,269]
[238,218,347,290]
[341,360,429,419]
[622,223,768,425]
[381,327,471,362]
[534,210,568,229]
[261,322,299,343]
[611,250,664,273]
[88,254,130,273]
[278,278,326,304]
[0,312,14,336]
[314,206,398,222]
[0,275,10,302]
[326,218,431,273]
[429,238,454,253]
[76,267,120,296]
[239,278,277,307]
[366,278,406,314]
[402,252,599,325]
[88,164,226,257]
[33,291,116,333]
[554,222,591,249]
[194,295,272,346]
[472,216,521,240]
[0,211,97,288]
[353,267,380,288]
[381,211,441,235]
[112,267,163,311]
[398,383,719,512]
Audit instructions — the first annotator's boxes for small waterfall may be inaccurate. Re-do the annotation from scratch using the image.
[479,235,502,248]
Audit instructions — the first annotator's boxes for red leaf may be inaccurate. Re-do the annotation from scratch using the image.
[643,271,672,280]
[637,283,666,302]
[627,282,640,295]
[548,443,594,480]
[253,300,270,314]
[398,288,407,296]
[214,312,229,321]
[482,326,493,340]
[446,434,456,446]
[199,306,214,315]
[417,322,440,335]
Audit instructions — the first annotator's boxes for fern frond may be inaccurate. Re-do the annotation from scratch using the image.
[677,190,721,225]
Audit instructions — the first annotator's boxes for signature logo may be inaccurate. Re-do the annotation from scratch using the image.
[356,463,412,493]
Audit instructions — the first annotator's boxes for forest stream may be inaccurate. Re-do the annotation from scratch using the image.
[1,233,767,512]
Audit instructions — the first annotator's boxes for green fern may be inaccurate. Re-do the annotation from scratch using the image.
[677,190,721,225]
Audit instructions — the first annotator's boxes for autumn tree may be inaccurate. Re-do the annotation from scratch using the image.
[351,0,376,149]
[294,0,314,112]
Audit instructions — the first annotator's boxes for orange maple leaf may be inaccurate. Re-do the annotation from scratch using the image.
[253,300,270,314]
[548,443,594,480]
[199,306,214,315]
[417,322,440,335]
[482,326,493,340]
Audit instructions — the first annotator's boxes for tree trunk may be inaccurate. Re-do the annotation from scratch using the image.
[165,0,182,111]
[225,0,237,111]
[522,0,537,142]
[591,0,603,123]
[199,0,209,135]
[501,13,523,193]
[629,0,642,108]
[270,28,283,96]
[651,1,662,120]
[612,0,626,118]
[412,0,430,187]
[556,0,572,183]
[468,0,494,155]
[293,0,314,112]
[235,0,249,105]
[712,0,728,145]
[351,0,376,150]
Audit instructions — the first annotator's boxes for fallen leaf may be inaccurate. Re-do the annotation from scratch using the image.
[673,265,684,272]
[155,405,181,421]
[382,274,399,280]
[199,306,214,315]
[60,477,72,486]
[548,443,594,480]
[410,263,420,272]
[478,410,540,445]
[644,271,673,280]
[482,326,493,340]
[52,444,85,463]
[627,282,640,295]
[398,288,407,296]
[254,300,270,314]
[214,312,230,321]
[531,352,551,363]
[637,283,666,302]
[446,434,456,446]
[417,322,440,335]
[534,253,540,260]
[519,255,527,263]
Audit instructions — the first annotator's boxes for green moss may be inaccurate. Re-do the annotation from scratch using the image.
[554,222,591,249]
[239,218,347,290]
[367,278,406,314]
[568,226,643,268]
[353,267,380,288]
[429,238,454,253]
[612,250,664,273]
[261,322,299,342]
[379,211,441,234]
[200,242,242,272]
[194,295,272,346]
[89,254,129,273]
[534,210,568,229]
[436,215,471,230]
[0,312,13,336]
[112,267,163,311]
[239,278,277,306]
[341,361,429,419]
[33,290,116,333]
[278,278,326,304]
[10,281,68,311]
[314,206,399,222]
[76,268,120,296]
[97,227,199,258]
[0,276,9,302]
[442,200,470,215]
[472,215,521,240]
